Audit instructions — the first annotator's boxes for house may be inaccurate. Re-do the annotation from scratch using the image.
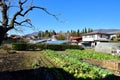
[70,36,82,45]
[82,31,110,47]
[50,35,57,41]
[110,32,120,41]
[24,35,38,40]
[10,35,23,40]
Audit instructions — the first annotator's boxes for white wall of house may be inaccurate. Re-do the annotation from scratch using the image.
[82,34,109,42]
[110,34,117,39]
[82,36,94,41]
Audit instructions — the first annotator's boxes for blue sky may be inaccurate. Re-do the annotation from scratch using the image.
[8,0,120,35]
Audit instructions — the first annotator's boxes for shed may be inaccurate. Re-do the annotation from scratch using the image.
[95,42,120,55]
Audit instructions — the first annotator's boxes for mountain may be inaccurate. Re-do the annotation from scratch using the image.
[94,29,120,34]
[25,29,120,37]
[25,32,39,36]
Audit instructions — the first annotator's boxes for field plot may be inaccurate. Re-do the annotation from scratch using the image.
[0,50,120,80]
[65,49,120,71]
[43,50,120,80]
[65,49,120,60]
[0,51,75,80]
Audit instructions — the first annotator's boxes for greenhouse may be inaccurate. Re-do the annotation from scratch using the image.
[95,42,120,55]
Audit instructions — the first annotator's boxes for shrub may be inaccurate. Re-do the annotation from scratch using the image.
[12,43,84,51]
[27,44,37,51]
[37,44,47,50]
[39,44,84,51]
[68,45,84,49]
[12,43,27,51]
[2,44,11,50]
[46,44,64,51]
[2,44,16,54]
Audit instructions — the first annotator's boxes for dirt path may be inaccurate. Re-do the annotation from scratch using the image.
[0,51,75,80]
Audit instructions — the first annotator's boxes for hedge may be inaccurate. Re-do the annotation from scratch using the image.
[12,43,28,51]
[12,43,84,51]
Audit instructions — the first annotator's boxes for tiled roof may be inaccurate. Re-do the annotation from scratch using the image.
[70,36,82,40]
[84,31,109,35]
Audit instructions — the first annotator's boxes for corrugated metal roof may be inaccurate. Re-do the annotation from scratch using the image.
[45,40,69,44]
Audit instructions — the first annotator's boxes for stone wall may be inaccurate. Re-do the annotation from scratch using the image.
[102,60,120,71]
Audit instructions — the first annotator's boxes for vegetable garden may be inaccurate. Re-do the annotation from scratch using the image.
[42,50,120,80]
[65,49,120,60]
[1,48,120,80]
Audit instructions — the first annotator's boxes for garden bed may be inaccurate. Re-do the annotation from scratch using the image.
[0,51,76,80]
[0,50,120,80]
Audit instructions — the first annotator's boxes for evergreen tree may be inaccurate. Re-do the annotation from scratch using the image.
[38,31,43,39]
[56,34,65,40]
[77,29,80,36]
[84,27,87,33]
[88,28,93,32]
[52,30,56,35]
[81,28,85,34]
[44,30,50,38]
[71,30,77,37]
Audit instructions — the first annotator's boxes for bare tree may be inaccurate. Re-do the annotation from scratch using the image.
[0,0,57,45]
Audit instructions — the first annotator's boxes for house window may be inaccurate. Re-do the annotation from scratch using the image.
[92,35,95,38]
[100,34,102,38]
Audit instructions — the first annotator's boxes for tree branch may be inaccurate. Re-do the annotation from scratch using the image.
[7,0,58,31]
[0,1,3,6]
[14,19,33,28]
[19,0,27,5]
[7,0,11,9]
[1,1,8,27]
[13,27,24,33]
[19,6,58,20]
[8,0,25,30]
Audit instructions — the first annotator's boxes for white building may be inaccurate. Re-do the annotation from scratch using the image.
[82,32,110,47]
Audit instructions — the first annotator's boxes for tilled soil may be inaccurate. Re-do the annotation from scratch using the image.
[0,51,120,80]
[0,51,75,80]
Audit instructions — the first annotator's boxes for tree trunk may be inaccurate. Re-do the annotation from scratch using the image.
[0,27,6,45]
